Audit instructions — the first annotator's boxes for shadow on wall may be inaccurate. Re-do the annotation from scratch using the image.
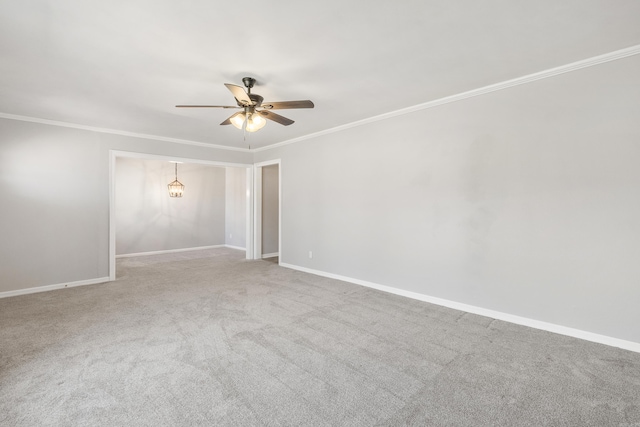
[0,133,106,292]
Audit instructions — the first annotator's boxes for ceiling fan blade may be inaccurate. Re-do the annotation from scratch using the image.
[261,100,314,110]
[259,110,294,126]
[176,105,239,108]
[220,111,244,125]
[224,83,253,106]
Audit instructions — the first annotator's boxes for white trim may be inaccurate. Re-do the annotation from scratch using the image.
[278,161,282,267]
[109,151,117,281]
[0,112,250,152]
[245,167,254,260]
[0,277,110,299]
[280,262,640,354]
[4,45,638,155]
[262,252,279,259]
[254,159,282,168]
[116,245,225,258]
[253,44,640,153]
[253,165,263,260]
[225,244,246,251]
[109,149,251,168]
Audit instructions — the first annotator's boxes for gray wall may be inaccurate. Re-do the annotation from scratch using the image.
[0,118,251,293]
[225,167,247,249]
[2,53,639,346]
[116,158,226,255]
[261,164,279,256]
[254,54,640,343]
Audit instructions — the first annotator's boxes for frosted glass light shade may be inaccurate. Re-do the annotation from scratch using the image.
[230,113,246,129]
[246,113,266,133]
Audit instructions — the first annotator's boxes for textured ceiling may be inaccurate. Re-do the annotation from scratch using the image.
[1,1,640,150]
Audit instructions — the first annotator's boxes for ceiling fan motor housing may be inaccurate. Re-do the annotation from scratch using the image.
[248,93,263,106]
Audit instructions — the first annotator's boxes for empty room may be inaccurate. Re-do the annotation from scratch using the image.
[1,1,640,426]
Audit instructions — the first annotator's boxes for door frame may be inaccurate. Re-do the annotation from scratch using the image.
[252,159,281,262]
[108,149,254,281]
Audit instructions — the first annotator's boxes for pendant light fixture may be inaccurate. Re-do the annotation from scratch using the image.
[168,162,184,197]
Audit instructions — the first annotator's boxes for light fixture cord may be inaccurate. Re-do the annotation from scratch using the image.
[175,162,178,180]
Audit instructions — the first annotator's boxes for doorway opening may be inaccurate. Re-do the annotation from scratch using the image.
[109,150,253,280]
[253,160,281,263]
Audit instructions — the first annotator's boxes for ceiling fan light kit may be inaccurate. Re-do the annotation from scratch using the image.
[230,113,245,129]
[245,113,266,132]
[176,77,314,133]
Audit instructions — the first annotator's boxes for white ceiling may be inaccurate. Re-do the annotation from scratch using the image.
[1,1,640,150]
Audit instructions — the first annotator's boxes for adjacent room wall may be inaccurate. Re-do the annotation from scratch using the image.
[261,164,279,256]
[115,158,226,255]
[225,167,247,249]
[0,118,251,294]
[254,54,640,344]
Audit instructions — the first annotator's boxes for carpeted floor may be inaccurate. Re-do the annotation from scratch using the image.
[1,247,639,426]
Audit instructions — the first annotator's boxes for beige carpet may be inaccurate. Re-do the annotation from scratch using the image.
[1,247,639,426]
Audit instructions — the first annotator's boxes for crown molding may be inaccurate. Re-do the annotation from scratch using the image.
[254,43,640,153]
[0,112,251,153]
[2,44,639,155]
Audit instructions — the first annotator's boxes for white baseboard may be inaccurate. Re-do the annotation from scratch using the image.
[225,244,246,251]
[280,262,640,354]
[0,277,110,299]
[116,245,225,258]
[262,252,279,259]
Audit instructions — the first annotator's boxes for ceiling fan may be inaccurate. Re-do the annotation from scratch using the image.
[176,77,314,132]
